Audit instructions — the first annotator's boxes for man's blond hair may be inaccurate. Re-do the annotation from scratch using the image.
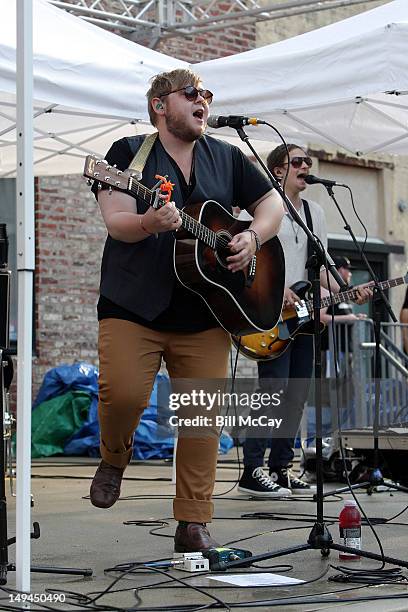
[146,68,201,126]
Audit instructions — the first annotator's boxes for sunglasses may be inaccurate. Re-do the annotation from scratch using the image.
[160,85,213,105]
[283,156,313,169]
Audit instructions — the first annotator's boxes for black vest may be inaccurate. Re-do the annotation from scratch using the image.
[99,135,236,320]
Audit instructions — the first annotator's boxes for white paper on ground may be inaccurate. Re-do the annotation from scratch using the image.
[209,573,305,587]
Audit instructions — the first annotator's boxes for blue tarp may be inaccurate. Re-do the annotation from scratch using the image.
[34,362,100,456]
[33,363,233,458]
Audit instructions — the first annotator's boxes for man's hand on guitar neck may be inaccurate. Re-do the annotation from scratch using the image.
[283,287,301,308]
[142,201,182,234]
[321,282,373,305]
[353,283,373,305]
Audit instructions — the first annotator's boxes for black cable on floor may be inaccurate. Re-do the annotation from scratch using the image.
[329,563,408,585]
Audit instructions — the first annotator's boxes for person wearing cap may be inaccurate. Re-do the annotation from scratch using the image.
[321,256,367,375]
[321,256,367,335]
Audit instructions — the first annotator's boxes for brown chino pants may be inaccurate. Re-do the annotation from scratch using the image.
[98,318,231,523]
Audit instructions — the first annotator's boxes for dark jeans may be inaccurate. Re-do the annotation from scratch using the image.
[243,320,314,469]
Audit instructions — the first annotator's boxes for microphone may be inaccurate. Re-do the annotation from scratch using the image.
[305,174,346,188]
[207,115,265,129]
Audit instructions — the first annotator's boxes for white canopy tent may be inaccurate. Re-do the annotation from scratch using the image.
[3,0,408,177]
[199,0,408,156]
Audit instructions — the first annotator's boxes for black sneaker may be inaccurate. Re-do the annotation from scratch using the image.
[269,465,316,495]
[238,467,291,498]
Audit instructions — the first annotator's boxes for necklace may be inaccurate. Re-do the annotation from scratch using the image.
[287,215,301,244]
[285,199,303,244]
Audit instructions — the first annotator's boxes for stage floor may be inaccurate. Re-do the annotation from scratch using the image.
[3,450,408,611]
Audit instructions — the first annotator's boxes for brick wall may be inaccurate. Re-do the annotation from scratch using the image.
[30,176,105,397]
[157,25,256,64]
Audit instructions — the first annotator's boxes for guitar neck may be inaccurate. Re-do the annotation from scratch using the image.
[84,155,220,248]
[127,176,217,248]
[306,275,408,312]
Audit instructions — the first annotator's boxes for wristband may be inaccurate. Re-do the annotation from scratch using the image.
[244,228,261,253]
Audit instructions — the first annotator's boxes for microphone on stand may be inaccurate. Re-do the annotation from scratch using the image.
[305,174,347,188]
[207,115,266,129]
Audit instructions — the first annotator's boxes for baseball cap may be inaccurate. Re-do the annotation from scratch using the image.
[333,255,351,269]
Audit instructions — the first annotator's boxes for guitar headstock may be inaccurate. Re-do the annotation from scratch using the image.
[83,155,130,192]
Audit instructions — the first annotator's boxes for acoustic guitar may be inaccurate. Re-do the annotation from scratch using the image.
[232,274,408,360]
[84,156,285,336]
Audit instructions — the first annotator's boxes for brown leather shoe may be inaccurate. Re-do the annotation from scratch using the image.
[174,522,220,553]
[90,460,124,508]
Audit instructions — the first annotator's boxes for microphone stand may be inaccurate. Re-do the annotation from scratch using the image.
[217,126,408,572]
[319,185,408,499]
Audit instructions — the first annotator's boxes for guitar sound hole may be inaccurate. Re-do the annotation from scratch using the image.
[215,230,232,269]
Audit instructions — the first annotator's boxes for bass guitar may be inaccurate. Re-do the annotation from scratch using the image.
[232,274,408,360]
[84,156,285,336]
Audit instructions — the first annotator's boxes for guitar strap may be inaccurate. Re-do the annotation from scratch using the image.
[302,199,315,282]
[128,132,158,179]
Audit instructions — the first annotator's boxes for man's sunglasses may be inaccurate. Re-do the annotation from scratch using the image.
[283,156,313,169]
[160,85,213,105]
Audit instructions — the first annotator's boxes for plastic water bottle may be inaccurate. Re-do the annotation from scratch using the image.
[339,500,361,560]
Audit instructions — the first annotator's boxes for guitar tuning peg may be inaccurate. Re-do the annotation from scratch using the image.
[97,182,102,190]
[108,186,113,194]
[86,179,92,186]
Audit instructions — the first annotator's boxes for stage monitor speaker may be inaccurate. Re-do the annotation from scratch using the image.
[344,428,408,485]
[343,428,408,451]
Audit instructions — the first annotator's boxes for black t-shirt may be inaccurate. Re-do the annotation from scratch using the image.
[95,135,272,332]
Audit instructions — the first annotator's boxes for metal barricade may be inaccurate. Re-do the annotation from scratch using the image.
[325,320,408,431]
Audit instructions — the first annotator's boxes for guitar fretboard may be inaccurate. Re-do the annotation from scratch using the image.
[305,275,407,313]
[128,177,217,248]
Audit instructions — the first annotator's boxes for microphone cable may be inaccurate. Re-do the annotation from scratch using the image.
[262,121,291,200]
[329,564,408,585]
[345,184,369,255]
